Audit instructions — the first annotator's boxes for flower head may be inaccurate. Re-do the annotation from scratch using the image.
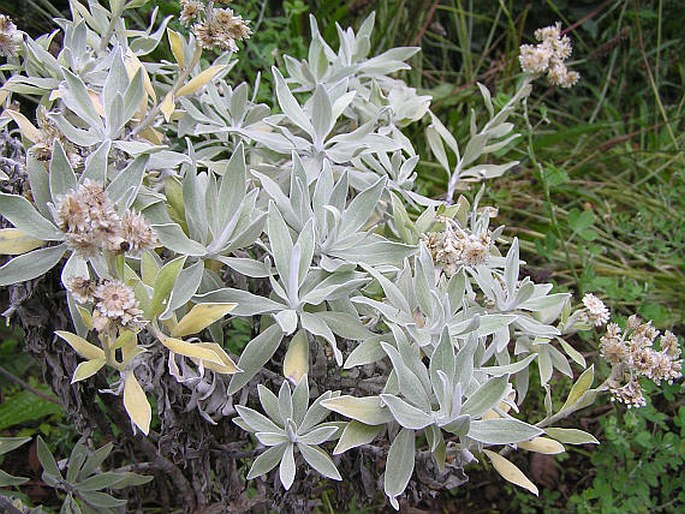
[600,316,682,407]
[582,293,610,327]
[519,21,580,88]
[91,280,145,332]
[66,277,97,303]
[422,216,492,275]
[180,0,203,25]
[609,378,646,409]
[0,14,21,57]
[122,211,158,256]
[193,6,251,53]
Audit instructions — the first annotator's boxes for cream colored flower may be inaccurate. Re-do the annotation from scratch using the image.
[95,280,137,318]
[422,216,492,276]
[609,378,646,409]
[66,277,97,303]
[582,293,610,326]
[92,280,146,332]
[519,21,580,88]
[122,211,158,256]
[180,0,203,25]
[193,6,251,53]
[0,14,21,57]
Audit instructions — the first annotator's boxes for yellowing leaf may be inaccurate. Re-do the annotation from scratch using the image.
[139,127,163,145]
[87,89,105,117]
[112,330,137,351]
[283,330,308,384]
[76,305,93,330]
[320,395,393,426]
[194,342,239,374]
[518,437,565,455]
[561,365,594,413]
[171,303,237,337]
[123,373,151,436]
[160,92,175,122]
[483,449,538,496]
[55,331,104,360]
[544,427,599,445]
[0,88,8,106]
[176,65,226,97]
[125,48,156,102]
[71,358,106,383]
[2,110,41,143]
[167,28,185,68]
[112,330,143,367]
[160,336,225,366]
[0,228,45,255]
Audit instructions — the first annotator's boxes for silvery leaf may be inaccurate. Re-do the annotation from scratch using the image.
[297,426,338,445]
[228,324,284,394]
[384,428,415,510]
[252,385,281,426]
[195,288,284,317]
[333,421,383,455]
[256,432,288,446]
[279,443,296,490]
[298,443,341,480]
[247,445,286,479]
[381,342,430,410]
[468,418,542,444]
[0,244,67,287]
[234,405,282,433]
[461,376,509,418]
[0,193,61,241]
[380,394,432,430]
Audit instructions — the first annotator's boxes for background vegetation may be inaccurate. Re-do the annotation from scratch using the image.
[1,0,683,512]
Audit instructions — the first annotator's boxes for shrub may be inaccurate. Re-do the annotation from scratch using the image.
[0,1,679,511]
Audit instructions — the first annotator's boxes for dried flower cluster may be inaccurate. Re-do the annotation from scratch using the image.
[519,22,580,88]
[31,110,82,167]
[600,315,682,408]
[0,14,21,57]
[581,293,611,327]
[55,181,157,257]
[422,216,491,275]
[180,0,251,53]
[67,277,145,332]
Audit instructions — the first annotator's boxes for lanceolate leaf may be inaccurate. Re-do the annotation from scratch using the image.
[321,395,393,426]
[561,365,594,413]
[171,303,237,337]
[0,193,61,241]
[544,427,599,445]
[123,373,151,436]
[483,449,538,496]
[333,421,383,455]
[380,394,433,430]
[0,228,45,255]
[384,428,415,510]
[461,376,509,418]
[247,445,286,479]
[71,358,106,383]
[298,443,341,480]
[55,331,104,360]
[469,418,542,444]
[283,330,309,385]
[228,324,284,394]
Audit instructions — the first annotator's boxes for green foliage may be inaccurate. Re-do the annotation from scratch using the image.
[36,437,152,514]
[570,401,685,513]
[0,390,63,431]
